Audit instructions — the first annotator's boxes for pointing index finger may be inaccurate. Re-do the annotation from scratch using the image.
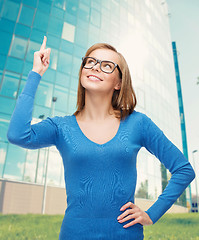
[40,36,47,51]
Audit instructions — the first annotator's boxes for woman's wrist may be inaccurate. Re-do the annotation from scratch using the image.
[32,68,43,76]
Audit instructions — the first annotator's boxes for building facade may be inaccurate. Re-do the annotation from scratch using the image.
[0,0,187,213]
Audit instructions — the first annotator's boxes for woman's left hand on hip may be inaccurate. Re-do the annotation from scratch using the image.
[117,201,153,228]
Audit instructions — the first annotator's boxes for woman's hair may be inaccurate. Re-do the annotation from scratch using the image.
[73,43,137,120]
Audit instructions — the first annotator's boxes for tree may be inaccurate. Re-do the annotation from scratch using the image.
[135,180,153,199]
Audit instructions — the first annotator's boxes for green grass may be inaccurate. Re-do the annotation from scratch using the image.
[0,213,199,239]
[0,214,63,240]
[144,213,199,240]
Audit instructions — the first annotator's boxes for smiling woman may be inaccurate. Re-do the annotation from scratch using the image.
[7,36,195,240]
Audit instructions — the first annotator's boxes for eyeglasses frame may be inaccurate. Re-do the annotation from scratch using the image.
[82,56,122,79]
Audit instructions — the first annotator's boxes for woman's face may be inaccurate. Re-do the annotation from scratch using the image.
[80,48,121,94]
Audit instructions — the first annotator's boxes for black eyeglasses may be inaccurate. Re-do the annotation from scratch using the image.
[82,56,122,78]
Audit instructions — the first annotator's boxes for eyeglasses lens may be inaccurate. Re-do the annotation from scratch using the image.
[83,57,115,73]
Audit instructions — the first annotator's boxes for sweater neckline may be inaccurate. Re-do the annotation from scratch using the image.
[72,114,123,147]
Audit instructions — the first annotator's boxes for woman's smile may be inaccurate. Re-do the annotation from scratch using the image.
[87,74,103,81]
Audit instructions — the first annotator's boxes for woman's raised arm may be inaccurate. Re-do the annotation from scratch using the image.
[7,37,58,149]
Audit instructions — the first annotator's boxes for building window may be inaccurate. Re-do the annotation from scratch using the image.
[0,71,20,98]
[0,142,8,177]
[62,22,75,43]
[2,0,20,22]
[3,144,27,181]
[18,4,35,27]
[33,10,49,32]
[10,36,28,59]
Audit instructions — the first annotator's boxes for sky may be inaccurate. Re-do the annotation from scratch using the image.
[166,0,199,195]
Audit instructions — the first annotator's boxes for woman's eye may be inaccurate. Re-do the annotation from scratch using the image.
[87,60,95,64]
[104,64,112,69]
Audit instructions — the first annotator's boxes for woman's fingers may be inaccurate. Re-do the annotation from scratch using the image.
[39,36,51,66]
[117,201,153,228]
[120,201,135,211]
[118,212,138,223]
[118,202,137,220]
[42,48,51,66]
[32,37,51,76]
[40,36,47,51]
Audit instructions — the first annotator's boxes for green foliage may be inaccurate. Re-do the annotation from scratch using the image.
[0,213,199,239]
[161,163,168,192]
[135,180,153,199]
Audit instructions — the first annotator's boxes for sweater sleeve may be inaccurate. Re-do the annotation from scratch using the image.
[141,113,195,224]
[7,71,58,149]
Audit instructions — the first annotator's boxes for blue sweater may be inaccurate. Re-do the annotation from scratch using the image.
[7,71,195,240]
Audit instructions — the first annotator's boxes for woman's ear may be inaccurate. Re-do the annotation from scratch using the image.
[114,81,121,90]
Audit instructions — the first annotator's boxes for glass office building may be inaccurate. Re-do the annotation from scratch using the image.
[0,0,186,206]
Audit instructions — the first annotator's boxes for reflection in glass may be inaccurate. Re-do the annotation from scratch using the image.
[89,24,99,38]
[23,61,33,76]
[0,96,16,115]
[73,45,86,58]
[54,85,68,111]
[3,144,26,181]
[15,23,31,39]
[0,142,8,177]
[79,2,90,21]
[75,27,88,48]
[54,0,67,10]
[33,10,49,32]
[60,39,74,54]
[0,71,20,98]
[0,18,15,33]
[35,149,47,184]
[57,52,72,74]
[48,17,63,38]
[42,68,56,83]
[26,41,41,63]
[66,0,78,16]
[71,57,81,78]
[0,55,6,70]
[10,36,28,59]
[47,149,62,186]
[33,105,51,120]
[55,72,70,88]
[30,28,46,44]
[90,9,100,27]
[6,57,24,74]
[37,1,51,15]
[64,12,77,26]
[68,91,77,114]
[51,6,65,20]
[23,149,38,182]
[18,79,26,96]
[62,22,75,43]
[35,81,53,107]
[0,31,12,55]
[47,34,61,49]
[22,0,37,8]
[0,115,9,141]
[18,5,35,27]
[49,48,58,70]
[2,0,20,22]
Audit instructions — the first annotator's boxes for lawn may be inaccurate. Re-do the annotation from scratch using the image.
[144,213,199,240]
[0,213,199,239]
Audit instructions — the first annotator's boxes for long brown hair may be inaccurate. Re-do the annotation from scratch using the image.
[73,43,137,120]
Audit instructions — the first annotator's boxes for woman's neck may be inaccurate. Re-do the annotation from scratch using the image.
[78,91,115,122]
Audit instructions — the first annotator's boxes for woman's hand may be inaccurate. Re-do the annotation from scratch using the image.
[117,201,153,228]
[32,36,51,76]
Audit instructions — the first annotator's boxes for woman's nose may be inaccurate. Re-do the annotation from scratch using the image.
[92,62,101,71]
